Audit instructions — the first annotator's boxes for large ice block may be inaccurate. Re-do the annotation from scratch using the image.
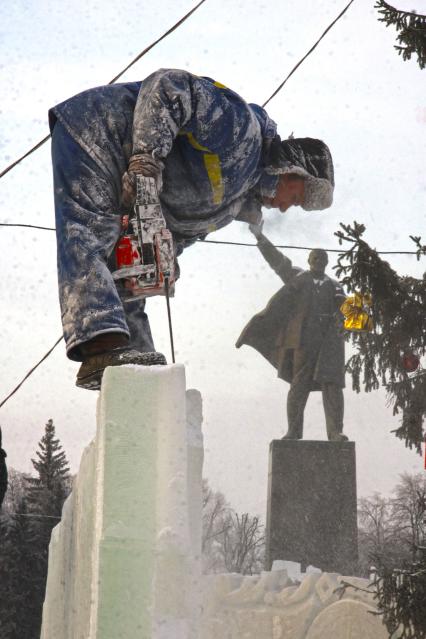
[41,364,203,639]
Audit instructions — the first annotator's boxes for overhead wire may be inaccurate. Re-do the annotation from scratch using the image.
[0,222,421,255]
[108,0,207,84]
[0,222,56,231]
[0,336,63,410]
[0,0,207,180]
[262,0,355,107]
[0,135,52,181]
[200,238,421,256]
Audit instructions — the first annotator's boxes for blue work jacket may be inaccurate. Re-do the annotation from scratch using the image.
[49,68,279,238]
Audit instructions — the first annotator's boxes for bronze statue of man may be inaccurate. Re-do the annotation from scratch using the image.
[236,223,348,441]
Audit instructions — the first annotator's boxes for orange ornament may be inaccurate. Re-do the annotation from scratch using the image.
[402,352,420,373]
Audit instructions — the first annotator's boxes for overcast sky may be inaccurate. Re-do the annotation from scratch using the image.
[0,0,425,517]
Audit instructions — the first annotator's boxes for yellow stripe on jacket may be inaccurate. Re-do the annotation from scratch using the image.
[179,131,224,205]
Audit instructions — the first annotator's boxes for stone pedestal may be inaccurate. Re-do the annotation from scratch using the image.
[265,440,358,574]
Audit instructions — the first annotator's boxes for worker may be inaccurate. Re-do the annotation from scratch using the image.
[49,68,335,389]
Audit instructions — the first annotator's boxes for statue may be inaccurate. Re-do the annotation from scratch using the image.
[236,224,348,441]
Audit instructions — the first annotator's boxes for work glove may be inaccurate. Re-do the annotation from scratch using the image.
[121,153,164,211]
[248,220,264,240]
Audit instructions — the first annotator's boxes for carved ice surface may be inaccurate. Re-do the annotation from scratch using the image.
[41,364,389,639]
[201,568,390,639]
[271,560,322,583]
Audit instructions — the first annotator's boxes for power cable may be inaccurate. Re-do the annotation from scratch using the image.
[108,0,207,84]
[262,0,356,107]
[0,336,63,410]
[0,222,55,231]
[200,238,421,256]
[0,0,207,181]
[0,135,51,181]
[0,223,422,255]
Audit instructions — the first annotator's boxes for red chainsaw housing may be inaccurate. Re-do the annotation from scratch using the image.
[115,235,140,268]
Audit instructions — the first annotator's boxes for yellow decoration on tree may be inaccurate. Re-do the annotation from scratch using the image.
[340,293,374,332]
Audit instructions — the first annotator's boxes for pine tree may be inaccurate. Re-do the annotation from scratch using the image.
[335,222,426,452]
[29,418,70,494]
[26,418,70,524]
[375,1,426,69]
[23,419,71,638]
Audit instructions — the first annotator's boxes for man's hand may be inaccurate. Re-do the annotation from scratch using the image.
[249,220,264,240]
[121,153,163,211]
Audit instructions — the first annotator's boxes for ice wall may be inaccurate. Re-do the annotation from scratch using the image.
[40,364,203,639]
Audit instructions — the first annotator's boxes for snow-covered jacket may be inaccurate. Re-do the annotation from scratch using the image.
[49,68,279,239]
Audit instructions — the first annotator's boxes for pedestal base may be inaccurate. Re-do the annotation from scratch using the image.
[265,440,358,574]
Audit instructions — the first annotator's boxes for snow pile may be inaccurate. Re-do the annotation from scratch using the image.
[200,568,388,639]
[40,364,203,639]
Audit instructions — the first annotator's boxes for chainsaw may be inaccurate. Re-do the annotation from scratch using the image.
[112,174,176,300]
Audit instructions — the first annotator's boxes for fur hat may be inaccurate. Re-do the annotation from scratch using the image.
[266,136,334,211]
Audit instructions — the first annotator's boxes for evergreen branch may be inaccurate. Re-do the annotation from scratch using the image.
[335,579,376,598]
[410,235,426,261]
[369,556,426,639]
[375,1,426,69]
[376,1,426,22]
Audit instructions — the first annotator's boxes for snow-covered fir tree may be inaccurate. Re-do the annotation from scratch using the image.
[15,419,71,639]
[25,419,71,538]
[335,222,426,452]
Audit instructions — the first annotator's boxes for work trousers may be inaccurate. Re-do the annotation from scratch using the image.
[51,121,155,361]
[286,347,344,439]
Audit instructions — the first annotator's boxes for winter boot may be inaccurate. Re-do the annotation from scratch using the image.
[76,347,167,390]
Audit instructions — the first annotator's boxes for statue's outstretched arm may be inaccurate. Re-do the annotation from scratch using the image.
[250,226,294,283]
